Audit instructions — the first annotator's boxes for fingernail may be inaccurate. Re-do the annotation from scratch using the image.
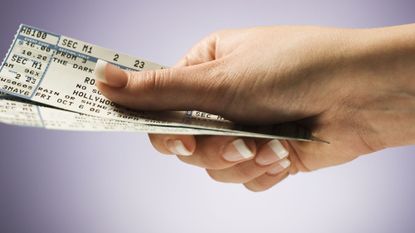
[222,139,254,162]
[94,59,108,84]
[94,59,128,88]
[267,159,291,175]
[255,140,289,166]
[166,139,192,156]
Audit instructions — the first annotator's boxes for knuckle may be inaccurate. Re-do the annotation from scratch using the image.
[147,134,171,155]
[244,178,270,192]
[243,181,267,192]
[136,70,159,92]
[206,169,224,183]
[128,69,171,93]
[233,163,256,183]
[200,153,226,170]
[198,143,229,169]
[194,63,234,113]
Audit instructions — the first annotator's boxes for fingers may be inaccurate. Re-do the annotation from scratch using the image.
[255,140,290,166]
[150,134,256,170]
[206,139,291,183]
[244,171,289,192]
[206,158,290,184]
[150,133,292,191]
[95,59,231,114]
[148,134,196,156]
[178,136,256,170]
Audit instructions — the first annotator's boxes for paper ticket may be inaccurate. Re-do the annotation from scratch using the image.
[0,93,317,139]
[0,24,317,141]
[0,94,243,135]
[0,93,291,137]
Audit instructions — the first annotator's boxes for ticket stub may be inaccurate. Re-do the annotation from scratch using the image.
[0,93,312,139]
[0,24,316,141]
[0,94,254,136]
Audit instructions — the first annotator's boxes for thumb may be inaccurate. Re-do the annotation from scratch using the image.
[94,59,230,113]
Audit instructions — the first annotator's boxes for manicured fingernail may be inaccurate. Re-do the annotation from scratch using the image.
[279,159,291,169]
[267,159,291,175]
[94,59,108,84]
[255,140,289,166]
[94,59,128,87]
[166,139,192,156]
[222,139,254,162]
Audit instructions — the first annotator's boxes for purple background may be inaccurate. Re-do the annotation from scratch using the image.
[1,0,415,232]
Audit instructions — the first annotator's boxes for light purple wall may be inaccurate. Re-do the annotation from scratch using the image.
[1,0,415,232]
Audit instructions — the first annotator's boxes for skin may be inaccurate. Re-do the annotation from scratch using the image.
[96,24,415,192]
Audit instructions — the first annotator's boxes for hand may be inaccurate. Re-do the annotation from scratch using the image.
[96,24,415,191]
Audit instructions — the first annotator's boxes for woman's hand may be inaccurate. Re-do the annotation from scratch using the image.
[95,24,415,191]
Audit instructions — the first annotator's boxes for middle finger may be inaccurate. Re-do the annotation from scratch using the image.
[178,135,257,170]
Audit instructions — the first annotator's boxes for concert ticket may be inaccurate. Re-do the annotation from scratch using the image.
[0,24,317,141]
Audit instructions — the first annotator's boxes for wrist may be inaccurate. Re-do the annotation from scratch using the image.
[338,24,415,150]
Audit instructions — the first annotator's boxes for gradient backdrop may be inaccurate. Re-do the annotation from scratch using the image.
[1,0,415,232]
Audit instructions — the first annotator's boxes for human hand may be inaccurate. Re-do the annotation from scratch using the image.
[95,24,415,191]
